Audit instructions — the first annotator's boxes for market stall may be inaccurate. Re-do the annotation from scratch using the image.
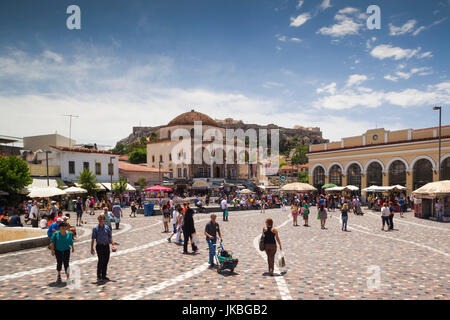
[413,180,450,222]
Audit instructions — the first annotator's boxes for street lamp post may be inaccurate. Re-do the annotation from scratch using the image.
[43,150,51,186]
[159,160,162,185]
[433,106,442,180]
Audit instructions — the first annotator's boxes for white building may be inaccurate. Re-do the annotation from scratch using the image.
[50,146,119,182]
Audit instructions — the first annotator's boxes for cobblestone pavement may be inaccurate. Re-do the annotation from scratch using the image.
[0,206,449,300]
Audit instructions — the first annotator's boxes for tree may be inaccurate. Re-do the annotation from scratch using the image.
[77,168,99,196]
[112,177,128,194]
[0,156,32,203]
[136,177,147,192]
[279,161,287,168]
[112,142,127,155]
[129,148,147,164]
[291,144,309,165]
[56,179,66,190]
[298,171,309,183]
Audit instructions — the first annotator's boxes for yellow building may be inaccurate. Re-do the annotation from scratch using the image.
[307,126,450,196]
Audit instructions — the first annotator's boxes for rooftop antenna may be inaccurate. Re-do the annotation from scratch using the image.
[63,114,79,147]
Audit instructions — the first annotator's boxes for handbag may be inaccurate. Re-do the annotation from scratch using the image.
[278,251,286,267]
[259,232,265,251]
[193,232,200,244]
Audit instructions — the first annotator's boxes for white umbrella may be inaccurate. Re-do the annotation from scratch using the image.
[362,185,379,192]
[389,185,406,191]
[28,187,66,198]
[281,182,317,192]
[64,186,88,194]
[325,186,344,192]
[413,180,450,195]
[343,185,359,191]
[239,189,255,194]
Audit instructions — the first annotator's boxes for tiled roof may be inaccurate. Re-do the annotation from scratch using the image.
[50,146,118,155]
[119,161,170,173]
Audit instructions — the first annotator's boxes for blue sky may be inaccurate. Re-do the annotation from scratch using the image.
[0,0,449,147]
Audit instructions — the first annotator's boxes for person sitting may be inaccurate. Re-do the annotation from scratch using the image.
[48,217,63,238]
[0,212,9,225]
[8,215,23,227]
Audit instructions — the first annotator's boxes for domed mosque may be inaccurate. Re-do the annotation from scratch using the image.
[147,110,259,192]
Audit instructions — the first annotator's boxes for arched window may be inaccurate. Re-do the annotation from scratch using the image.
[347,164,361,188]
[413,159,433,190]
[313,166,325,189]
[442,157,450,180]
[329,165,342,186]
[389,160,406,186]
[366,162,382,187]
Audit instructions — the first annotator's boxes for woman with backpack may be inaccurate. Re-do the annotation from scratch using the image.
[50,222,74,284]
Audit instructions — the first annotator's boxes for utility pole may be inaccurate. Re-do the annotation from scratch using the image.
[433,106,442,180]
[63,114,79,147]
[44,150,51,186]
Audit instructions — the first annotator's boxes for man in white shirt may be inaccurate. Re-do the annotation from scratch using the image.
[381,203,390,231]
[221,197,228,221]
[29,201,39,228]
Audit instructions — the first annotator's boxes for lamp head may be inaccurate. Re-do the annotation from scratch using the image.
[433,106,441,111]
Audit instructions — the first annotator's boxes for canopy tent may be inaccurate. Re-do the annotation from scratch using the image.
[239,189,255,194]
[64,186,88,194]
[191,180,209,189]
[413,180,450,195]
[101,182,136,192]
[280,182,317,192]
[145,185,173,192]
[363,185,406,193]
[28,187,66,198]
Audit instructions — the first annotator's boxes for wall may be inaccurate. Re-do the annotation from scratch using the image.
[23,134,75,152]
[59,151,119,182]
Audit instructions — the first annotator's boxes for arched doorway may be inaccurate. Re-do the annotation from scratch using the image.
[413,159,433,190]
[366,162,383,187]
[442,157,450,180]
[389,160,406,186]
[312,166,325,189]
[347,164,362,189]
[329,164,342,186]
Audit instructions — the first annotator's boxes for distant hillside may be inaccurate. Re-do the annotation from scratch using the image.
[115,120,328,157]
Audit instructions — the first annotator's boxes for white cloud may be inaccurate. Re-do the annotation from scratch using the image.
[290,13,311,27]
[346,74,368,87]
[418,51,433,59]
[384,75,399,82]
[313,81,450,110]
[316,82,337,94]
[296,1,304,9]
[276,34,286,42]
[262,81,284,89]
[412,26,426,36]
[317,7,364,37]
[389,19,417,36]
[370,44,421,60]
[290,37,302,42]
[320,0,332,10]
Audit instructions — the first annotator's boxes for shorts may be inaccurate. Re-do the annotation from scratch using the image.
[163,216,169,223]
[76,211,83,218]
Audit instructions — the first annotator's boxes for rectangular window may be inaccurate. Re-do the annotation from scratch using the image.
[83,162,89,171]
[169,169,173,179]
[198,167,204,177]
[169,153,172,161]
[108,163,114,176]
[177,168,182,178]
[152,155,155,163]
[69,161,75,174]
[183,168,187,178]
[95,162,101,175]
[160,155,163,163]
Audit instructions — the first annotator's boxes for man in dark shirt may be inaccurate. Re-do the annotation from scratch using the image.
[91,213,116,283]
[388,202,395,230]
[204,214,222,268]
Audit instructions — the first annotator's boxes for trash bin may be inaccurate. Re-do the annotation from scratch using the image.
[68,200,75,212]
[144,203,154,216]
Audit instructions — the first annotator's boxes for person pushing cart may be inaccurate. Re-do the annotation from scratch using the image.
[205,213,223,268]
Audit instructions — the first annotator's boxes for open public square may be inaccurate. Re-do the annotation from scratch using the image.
[0,206,448,300]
